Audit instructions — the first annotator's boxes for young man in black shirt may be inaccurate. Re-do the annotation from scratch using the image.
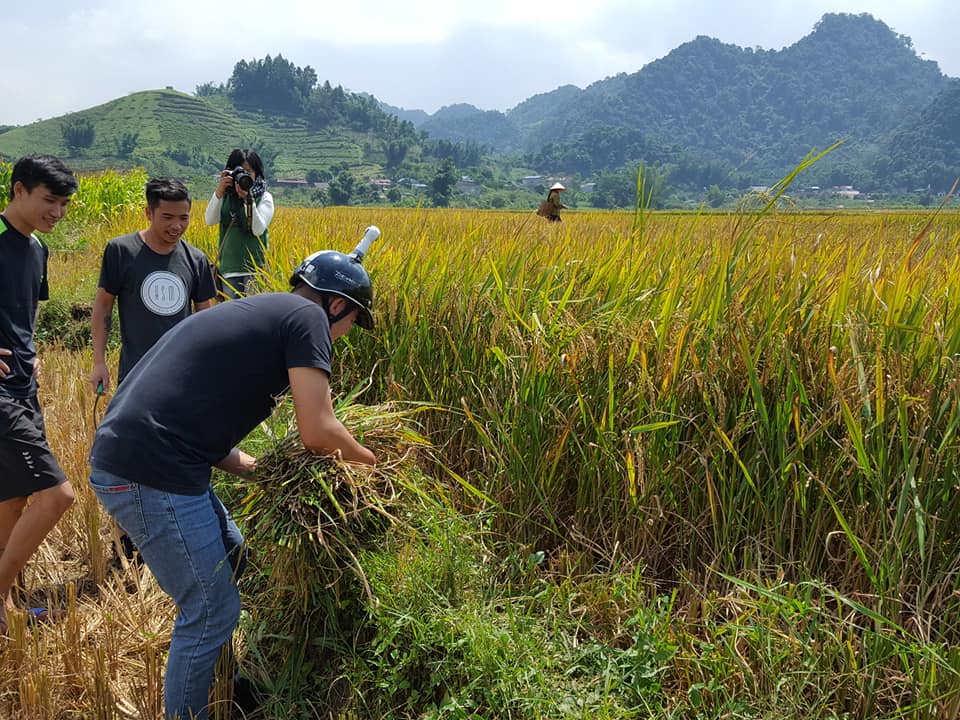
[89,242,377,720]
[0,155,79,635]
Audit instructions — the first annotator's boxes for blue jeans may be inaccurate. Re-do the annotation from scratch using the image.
[90,469,246,720]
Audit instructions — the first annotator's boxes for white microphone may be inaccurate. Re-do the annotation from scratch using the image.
[351,225,381,262]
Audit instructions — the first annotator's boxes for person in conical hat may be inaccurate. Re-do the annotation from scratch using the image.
[538,182,568,222]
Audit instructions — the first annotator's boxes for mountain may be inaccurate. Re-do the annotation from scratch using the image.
[506,85,583,129]
[383,13,950,188]
[0,88,416,179]
[419,104,521,150]
[1,14,954,198]
[375,100,430,127]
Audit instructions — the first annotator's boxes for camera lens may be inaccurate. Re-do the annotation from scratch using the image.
[231,166,254,192]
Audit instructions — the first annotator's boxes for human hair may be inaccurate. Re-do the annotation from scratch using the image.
[144,177,191,209]
[291,282,325,302]
[10,155,78,200]
[224,148,265,181]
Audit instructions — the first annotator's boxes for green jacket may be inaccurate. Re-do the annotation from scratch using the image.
[217,193,269,274]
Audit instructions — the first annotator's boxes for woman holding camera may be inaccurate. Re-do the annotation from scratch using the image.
[205,148,275,298]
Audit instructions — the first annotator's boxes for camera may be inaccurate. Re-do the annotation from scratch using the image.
[230,166,254,193]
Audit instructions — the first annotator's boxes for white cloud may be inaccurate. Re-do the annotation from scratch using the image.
[0,0,955,125]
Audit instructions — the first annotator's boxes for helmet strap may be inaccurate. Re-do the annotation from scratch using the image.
[322,295,355,326]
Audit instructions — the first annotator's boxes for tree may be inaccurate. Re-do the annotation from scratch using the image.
[311,188,329,206]
[115,132,139,159]
[383,140,410,169]
[228,55,317,114]
[195,82,225,97]
[593,164,667,209]
[425,139,483,167]
[61,118,95,153]
[164,144,213,169]
[706,184,725,208]
[328,170,355,205]
[430,160,458,207]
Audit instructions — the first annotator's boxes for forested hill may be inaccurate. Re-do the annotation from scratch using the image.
[0,56,426,182]
[881,79,960,191]
[399,13,951,189]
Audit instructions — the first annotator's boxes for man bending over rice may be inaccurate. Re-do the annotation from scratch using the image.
[88,242,377,720]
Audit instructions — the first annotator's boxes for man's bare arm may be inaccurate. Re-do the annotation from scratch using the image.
[288,366,376,465]
[89,288,116,392]
[215,447,257,478]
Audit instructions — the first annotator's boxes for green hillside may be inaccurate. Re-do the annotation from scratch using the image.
[0,89,390,178]
[880,78,960,191]
[406,13,952,192]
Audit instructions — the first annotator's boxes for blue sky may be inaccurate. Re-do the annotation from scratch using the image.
[1,0,954,126]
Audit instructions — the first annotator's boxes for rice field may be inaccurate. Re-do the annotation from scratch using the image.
[2,166,960,718]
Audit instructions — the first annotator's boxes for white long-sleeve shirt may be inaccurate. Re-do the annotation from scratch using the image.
[204,190,275,237]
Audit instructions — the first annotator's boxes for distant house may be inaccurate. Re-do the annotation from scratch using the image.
[370,178,392,189]
[456,177,482,196]
[835,189,861,199]
[579,182,596,193]
[520,175,543,189]
[833,186,861,199]
[274,178,310,188]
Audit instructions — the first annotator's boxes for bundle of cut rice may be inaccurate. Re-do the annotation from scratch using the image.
[235,400,434,604]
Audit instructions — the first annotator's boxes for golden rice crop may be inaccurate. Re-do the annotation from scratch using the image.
[4,164,960,717]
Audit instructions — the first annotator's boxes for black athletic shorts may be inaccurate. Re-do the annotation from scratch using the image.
[0,394,67,502]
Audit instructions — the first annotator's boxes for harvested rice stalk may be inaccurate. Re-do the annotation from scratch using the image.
[236,400,434,600]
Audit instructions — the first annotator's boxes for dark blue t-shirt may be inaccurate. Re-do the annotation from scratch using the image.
[90,293,332,494]
[0,215,49,399]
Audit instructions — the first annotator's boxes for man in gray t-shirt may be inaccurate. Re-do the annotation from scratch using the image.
[90,178,216,391]
[89,177,216,565]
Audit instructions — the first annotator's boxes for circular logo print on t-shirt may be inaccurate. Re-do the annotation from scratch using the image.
[141,271,187,316]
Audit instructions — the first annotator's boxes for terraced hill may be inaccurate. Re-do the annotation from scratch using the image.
[0,89,387,178]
